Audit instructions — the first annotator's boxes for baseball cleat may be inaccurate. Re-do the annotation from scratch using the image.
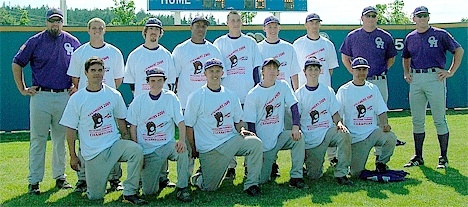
[245,185,261,196]
[224,168,236,180]
[436,156,449,169]
[122,194,148,205]
[289,178,309,189]
[56,179,72,189]
[28,183,40,195]
[404,156,424,167]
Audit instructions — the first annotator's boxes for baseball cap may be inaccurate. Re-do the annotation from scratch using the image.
[145,18,163,28]
[413,6,430,15]
[204,58,223,70]
[304,57,322,68]
[262,58,280,68]
[46,8,63,19]
[351,57,370,69]
[191,16,210,26]
[362,6,377,16]
[305,13,322,22]
[264,16,280,26]
[146,68,166,78]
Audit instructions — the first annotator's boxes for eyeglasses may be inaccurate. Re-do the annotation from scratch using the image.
[365,14,377,18]
[416,13,429,18]
[47,18,63,23]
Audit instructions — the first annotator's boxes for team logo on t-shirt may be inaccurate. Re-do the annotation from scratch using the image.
[214,112,224,127]
[193,61,203,74]
[375,37,384,49]
[92,113,103,129]
[146,121,156,136]
[356,104,367,118]
[63,43,74,55]
[265,105,274,118]
[310,110,319,125]
[229,55,238,67]
[428,36,438,48]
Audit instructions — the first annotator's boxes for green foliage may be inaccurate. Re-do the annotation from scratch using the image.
[110,0,136,26]
[461,18,468,22]
[18,9,30,25]
[0,7,17,25]
[376,0,411,24]
[239,11,257,24]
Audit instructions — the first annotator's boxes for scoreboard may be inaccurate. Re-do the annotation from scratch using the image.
[148,0,307,11]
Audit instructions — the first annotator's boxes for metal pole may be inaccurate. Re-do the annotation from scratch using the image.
[60,0,67,25]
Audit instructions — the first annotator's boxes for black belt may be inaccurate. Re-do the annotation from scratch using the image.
[37,87,67,93]
[366,75,386,80]
[411,68,437,73]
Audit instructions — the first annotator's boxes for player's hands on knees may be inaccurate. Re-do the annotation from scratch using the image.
[336,122,349,133]
[381,124,392,132]
[437,70,453,81]
[21,86,38,96]
[240,128,256,137]
[290,125,302,141]
[404,73,412,83]
[175,140,187,153]
[70,155,81,171]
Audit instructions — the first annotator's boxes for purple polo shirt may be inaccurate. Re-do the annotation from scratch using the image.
[402,27,461,69]
[13,30,81,89]
[340,28,397,77]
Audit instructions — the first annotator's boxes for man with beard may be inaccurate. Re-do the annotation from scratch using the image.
[12,8,80,195]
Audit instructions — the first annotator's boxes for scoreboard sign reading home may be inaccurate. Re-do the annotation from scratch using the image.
[148,0,307,11]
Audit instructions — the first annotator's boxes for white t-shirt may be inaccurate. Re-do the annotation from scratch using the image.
[243,80,298,151]
[124,45,176,97]
[59,84,127,161]
[213,34,263,104]
[258,39,301,88]
[293,36,339,87]
[126,89,184,155]
[336,81,388,144]
[67,42,125,89]
[172,39,224,109]
[295,84,341,149]
[184,85,243,153]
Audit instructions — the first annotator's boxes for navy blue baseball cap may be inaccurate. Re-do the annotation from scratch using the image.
[145,18,163,28]
[304,57,322,68]
[146,68,166,78]
[204,58,223,70]
[264,16,280,26]
[262,58,280,68]
[46,8,63,19]
[362,6,378,16]
[191,16,210,26]
[413,6,430,15]
[351,57,370,69]
[305,13,322,22]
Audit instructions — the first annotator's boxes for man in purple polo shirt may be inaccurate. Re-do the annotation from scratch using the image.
[402,6,464,169]
[12,8,81,195]
[340,6,405,147]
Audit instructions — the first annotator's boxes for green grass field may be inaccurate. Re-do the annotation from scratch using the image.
[0,110,467,206]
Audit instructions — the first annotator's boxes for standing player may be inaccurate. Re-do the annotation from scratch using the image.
[186,58,263,196]
[67,17,125,192]
[295,58,353,185]
[336,57,397,176]
[124,17,176,189]
[293,13,339,88]
[68,17,124,90]
[60,57,147,205]
[258,16,301,91]
[402,6,464,169]
[213,10,263,179]
[243,58,306,188]
[124,18,176,96]
[126,68,192,202]
[12,8,79,194]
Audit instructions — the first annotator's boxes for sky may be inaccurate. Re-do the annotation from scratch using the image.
[6,0,468,24]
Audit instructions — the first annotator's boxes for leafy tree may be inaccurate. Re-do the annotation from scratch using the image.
[462,18,468,22]
[19,9,30,25]
[0,7,17,25]
[376,0,411,24]
[239,11,257,24]
[110,0,137,25]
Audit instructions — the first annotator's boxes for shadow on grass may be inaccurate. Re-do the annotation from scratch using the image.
[2,188,107,206]
[420,166,468,196]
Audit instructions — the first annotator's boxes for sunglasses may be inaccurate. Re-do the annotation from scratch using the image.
[48,18,63,23]
[365,14,377,18]
[416,13,429,18]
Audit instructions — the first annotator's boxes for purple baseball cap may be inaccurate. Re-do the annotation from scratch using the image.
[352,57,370,69]
[191,16,210,26]
[145,18,163,28]
[362,6,378,16]
[413,6,430,15]
[305,13,322,22]
[146,68,166,78]
[204,58,223,70]
[264,16,280,26]
[46,8,63,19]
[262,58,280,68]
[304,57,322,68]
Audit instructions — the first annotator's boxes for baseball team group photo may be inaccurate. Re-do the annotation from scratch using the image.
[1,1,467,206]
